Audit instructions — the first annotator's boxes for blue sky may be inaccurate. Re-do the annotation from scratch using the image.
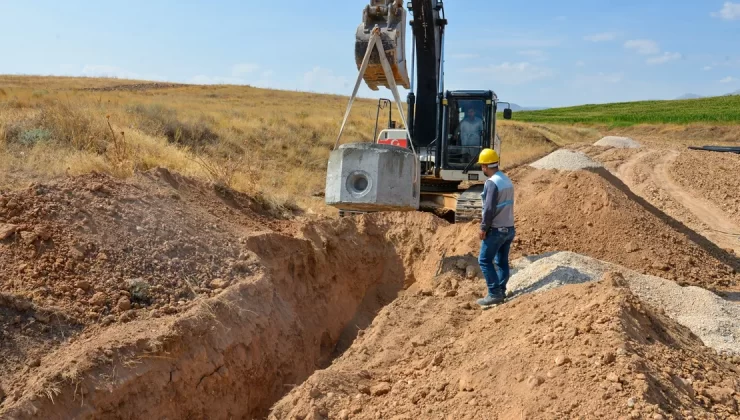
[1,0,739,107]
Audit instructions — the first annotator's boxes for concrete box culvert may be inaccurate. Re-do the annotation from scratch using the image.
[1,214,446,420]
[325,142,421,212]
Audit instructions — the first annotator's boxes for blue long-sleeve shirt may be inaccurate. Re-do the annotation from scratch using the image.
[480,171,515,231]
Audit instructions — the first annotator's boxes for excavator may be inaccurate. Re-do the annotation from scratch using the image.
[333,0,512,223]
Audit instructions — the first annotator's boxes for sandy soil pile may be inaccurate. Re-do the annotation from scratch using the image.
[594,136,642,148]
[269,273,740,420]
[528,149,603,171]
[509,251,740,356]
[0,168,295,320]
[507,166,739,289]
[670,150,740,225]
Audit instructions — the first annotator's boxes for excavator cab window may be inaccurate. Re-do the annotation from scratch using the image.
[445,98,488,169]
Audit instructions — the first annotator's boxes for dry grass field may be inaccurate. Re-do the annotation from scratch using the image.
[2,75,733,215]
[0,75,595,214]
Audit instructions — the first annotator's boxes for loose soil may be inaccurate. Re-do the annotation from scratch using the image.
[579,144,740,256]
[1,156,739,419]
[269,274,740,420]
[506,164,739,290]
[670,149,740,226]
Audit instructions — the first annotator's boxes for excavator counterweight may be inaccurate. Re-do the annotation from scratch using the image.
[355,0,410,90]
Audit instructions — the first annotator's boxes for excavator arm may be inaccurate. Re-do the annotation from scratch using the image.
[407,0,446,147]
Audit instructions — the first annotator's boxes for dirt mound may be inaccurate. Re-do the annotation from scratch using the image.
[509,251,740,355]
[595,136,642,148]
[269,274,740,419]
[0,167,471,419]
[508,166,739,290]
[0,211,453,419]
[528,149,603,171]
[670,149,740,226]
[0,168,294,324]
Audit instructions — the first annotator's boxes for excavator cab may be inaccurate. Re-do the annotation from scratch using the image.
[445,96,490,168]
[418,90,501,182]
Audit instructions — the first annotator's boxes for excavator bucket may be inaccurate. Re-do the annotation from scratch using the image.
[355,0,411,91]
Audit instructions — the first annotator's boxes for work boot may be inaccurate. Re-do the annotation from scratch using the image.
[476,292,504,307]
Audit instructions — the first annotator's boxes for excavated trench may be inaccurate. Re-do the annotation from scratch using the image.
[1,213,458,420]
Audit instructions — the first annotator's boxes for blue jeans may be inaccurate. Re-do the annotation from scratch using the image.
[478,227,515,297]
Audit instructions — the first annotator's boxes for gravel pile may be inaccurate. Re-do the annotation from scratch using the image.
[508,251,740,355]
[594,136,641,148]
[529,149,603,171]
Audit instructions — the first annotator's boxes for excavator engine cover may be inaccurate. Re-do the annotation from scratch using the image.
[355,0,411,90]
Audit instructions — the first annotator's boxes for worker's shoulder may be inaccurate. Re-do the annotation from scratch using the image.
[492,171,514,188]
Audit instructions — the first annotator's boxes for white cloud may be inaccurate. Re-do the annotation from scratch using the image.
[463,62,554,85]
[624,39,660,55]
[450,53,480,59]
[712,2,740,20]
[720,76,737,83]
[575,60,586,67]
[584,32,618,42]
[231,63,260,77]
[703,65,714,71]
[301,67,349,93]
[647,52,682,65]
[517,49,548,61]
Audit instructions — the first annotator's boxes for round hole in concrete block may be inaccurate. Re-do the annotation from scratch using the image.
[346,171,372,197]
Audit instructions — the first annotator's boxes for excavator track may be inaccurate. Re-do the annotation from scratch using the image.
[454,184,484,224]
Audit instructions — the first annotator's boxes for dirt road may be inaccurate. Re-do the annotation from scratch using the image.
[594,147,740,256]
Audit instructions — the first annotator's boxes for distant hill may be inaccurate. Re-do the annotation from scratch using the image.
[674,90,740,100]
[675,93,703,100]
[504,103,550,112]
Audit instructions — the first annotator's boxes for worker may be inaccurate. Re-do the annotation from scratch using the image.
[476,148,515,307]
[458,105,484,147]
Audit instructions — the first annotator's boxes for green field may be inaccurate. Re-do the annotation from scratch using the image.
[506,95,740,126]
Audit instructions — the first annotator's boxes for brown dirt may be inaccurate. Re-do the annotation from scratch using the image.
[0,167,460,419]
[269,273,740,420]
[507,165,739,290]
[0,160,739,419]
[0,168,295,325]
[577,144,740,256]
[670,150,740,226]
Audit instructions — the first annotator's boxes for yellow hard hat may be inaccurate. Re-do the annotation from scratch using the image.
[477,148,500,165]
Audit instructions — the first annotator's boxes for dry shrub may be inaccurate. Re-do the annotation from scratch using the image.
[37,100,107,151]
[127,103,219,148]
[188,154,243,188]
